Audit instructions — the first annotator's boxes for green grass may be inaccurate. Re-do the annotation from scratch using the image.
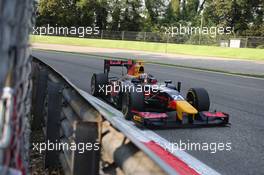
[31,35,264,61]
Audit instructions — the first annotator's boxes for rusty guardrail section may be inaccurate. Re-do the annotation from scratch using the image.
[31,57,169,175]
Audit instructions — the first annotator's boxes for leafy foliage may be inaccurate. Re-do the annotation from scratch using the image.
[36,0,264,36]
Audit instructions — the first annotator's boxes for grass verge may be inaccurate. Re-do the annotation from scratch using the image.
[31,35,264,61]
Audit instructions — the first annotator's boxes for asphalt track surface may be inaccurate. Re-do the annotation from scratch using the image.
[33,50,264,175]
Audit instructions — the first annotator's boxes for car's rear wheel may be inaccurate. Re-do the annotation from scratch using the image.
[122,90,144,120]
[186,88,210,111]
[91,73,108,97]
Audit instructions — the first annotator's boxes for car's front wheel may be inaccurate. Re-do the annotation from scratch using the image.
[122,90,145,120]
[186,88,210,112]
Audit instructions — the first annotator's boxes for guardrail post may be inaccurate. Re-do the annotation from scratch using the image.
[72,121,100,175]
[32,68,48,130]
[44,80,63,168]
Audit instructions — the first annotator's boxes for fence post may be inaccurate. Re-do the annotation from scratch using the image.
[44,80,63,168]
[166,33,169,54]
[121,31,125,40]
[101,30,103,39]
[245,37,248,48]
[71,121,100,175]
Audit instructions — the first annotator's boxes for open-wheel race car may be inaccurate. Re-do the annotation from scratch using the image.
[91,59,229,128]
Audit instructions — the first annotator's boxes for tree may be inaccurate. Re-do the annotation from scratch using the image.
[164,0,200,25]
[108,0,143,31]
[36,0,63,26]
[35,0,263,36]
[165,0,181,24]
[37,0,81,27]
[120,0,143,31]
[108,0,124,30]
[95,0,108,29]
[203,0,264,35]
[76,0,97,26]
[185,0,200,22]
[145,0,167,24]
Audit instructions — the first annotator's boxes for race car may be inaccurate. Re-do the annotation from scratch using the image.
[91,59,229,128]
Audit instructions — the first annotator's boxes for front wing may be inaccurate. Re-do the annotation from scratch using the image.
[132,111,230,129]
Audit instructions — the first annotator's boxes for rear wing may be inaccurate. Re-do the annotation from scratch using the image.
[104,59,134,73]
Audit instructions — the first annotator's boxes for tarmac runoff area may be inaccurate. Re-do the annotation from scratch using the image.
[32,43,264,77]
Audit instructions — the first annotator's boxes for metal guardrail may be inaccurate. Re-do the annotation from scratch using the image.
[32,59,102,174]
[31,56,221,175]
[31,57,168,175]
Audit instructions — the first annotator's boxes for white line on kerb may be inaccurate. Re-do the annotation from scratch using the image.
[142,130,221,175]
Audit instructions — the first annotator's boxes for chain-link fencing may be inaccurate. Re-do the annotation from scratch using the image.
[33,28,264,48]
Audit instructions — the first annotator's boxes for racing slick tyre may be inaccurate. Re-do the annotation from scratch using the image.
[186,88,210,112]
[91,73,108,97]
[122,90,144,120]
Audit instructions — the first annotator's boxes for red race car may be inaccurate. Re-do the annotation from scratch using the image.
[91,59,229,128]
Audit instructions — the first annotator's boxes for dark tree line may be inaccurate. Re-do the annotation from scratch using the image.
[36,0,264,36]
